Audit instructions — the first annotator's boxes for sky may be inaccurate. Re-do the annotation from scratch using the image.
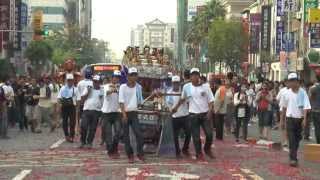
[92,0,177,59]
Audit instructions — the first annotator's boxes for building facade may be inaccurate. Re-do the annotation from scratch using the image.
[130,19,177,52]
[79,0,92,38]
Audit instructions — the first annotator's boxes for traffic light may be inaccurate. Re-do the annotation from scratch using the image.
[43,25,49,37]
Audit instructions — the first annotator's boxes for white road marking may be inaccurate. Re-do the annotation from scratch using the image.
[12,169,32,180]
[49,138,65,149]
[126,168,200,180]
[241,168,264,180]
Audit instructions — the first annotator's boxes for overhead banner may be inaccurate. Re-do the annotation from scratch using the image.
[249,13,261,53]
[309,8,320,23]
[304,0,319,21]
[276,21,284,54]
[261,6,271,51]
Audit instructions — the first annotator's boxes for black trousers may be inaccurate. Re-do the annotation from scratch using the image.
[81,110,100,145]
[215,114,225,140]
[311,112,320,144]
[235,117,249,140]
[190,113,213,156]
[101,112,121,152]
[172,115,191,155]
[122,112,144,156]
[18,104,28,130]
[61,105,76,138]
[304,112,311,139]
[286,118,303,161]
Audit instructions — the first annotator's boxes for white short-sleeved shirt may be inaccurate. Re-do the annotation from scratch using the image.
[57,85,81,106]
[119,84,138,112]
[101,83,120,113]
[82,87,104,111]
[277,87,289,111]
[166,88,189,118]
[39,84,54,108]
[283,88,311,119]
[182,83,214,114]
[77,79,93,96]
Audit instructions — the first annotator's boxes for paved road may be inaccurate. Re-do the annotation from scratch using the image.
[0,123,319,180]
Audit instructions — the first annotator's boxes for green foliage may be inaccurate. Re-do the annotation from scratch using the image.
[308,49,320,64]
[208,20,248,71]
[0,59,13,80]
[24,40,53,65]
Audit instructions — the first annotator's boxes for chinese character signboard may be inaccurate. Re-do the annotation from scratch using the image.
[0,0,10,52]
[309,8,320,23]
[310,23,320,48]
[14,0,22,50]
[277,0,284,16]
[261,6,271,51]
[281,32,295,51]
[305,0,319,21]
[282,0,297,12]
[276,21,284,54]
[249,13,261,53]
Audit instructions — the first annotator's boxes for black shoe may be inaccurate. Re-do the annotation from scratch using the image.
[182,149,191,157]
[204,149,215,159]
[196,153,205,161]
[79,143,86,149]
[137,155,146,162]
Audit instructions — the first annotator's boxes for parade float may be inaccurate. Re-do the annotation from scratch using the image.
[57,58,81,84]
[122,46,176,156]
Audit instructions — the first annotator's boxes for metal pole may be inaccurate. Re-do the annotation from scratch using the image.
[286,10,290,74]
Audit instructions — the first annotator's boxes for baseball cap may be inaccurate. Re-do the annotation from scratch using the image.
[190,68,200,74]
[128,67,138,74]
[167,72,173,78]
[113,70,121,77]
[93,75,100,81]
[66,73,74,80]
[288,72,298,80]
[172,75,181,82]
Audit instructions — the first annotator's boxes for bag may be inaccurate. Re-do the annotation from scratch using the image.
[61,88,74,107]
[258,94,269,111]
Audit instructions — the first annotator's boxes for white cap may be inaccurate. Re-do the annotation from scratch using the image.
[288,72,298,80]
[128,67,138,74]
[172,75,180,82]
[66,73,74,80]
[113,70,121,76]
[167,72,173,78]
[93,75,100,81]
[190,68,200,74]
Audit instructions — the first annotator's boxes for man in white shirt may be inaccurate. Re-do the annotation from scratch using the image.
[173,68,215,160]
[57,74,81,143]
[101,70,121,157]
[277,79,290,146]
[119,67,144,163]
[282,72,311,167]
[166,76,191,159]
[77,68,93,124]
[79,75,103,149]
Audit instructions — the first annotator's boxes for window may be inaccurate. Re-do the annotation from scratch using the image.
[32,7,64,15]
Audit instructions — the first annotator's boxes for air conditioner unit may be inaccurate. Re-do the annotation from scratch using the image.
[296,12,302,20]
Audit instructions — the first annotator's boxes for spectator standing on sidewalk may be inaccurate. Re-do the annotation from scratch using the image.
[234,85,250,142]
[256,82,273,140]
[308,76,320,144]
[58,74,81,143]
[16,78,28,131]
[0,83,8,139]
[25,79,41,133]
[282,72,311,167]
[3,81,15,127]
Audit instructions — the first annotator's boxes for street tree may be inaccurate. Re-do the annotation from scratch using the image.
[208,20,248,72]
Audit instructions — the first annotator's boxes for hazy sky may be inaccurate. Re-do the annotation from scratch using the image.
[92,0,177,59]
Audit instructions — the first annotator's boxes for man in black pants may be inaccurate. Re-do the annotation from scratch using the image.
[79,75,103,149]
[309,75,320,144]
[57,74,80,143]
[282,72,311,167]
[167,75,191,159]
[101,70,121,157]
[119,67,145,163]
[173,68,215,161]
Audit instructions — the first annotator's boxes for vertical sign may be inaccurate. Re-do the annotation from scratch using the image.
[281,32,295,51]
[249,13,261,53]
[0,0,10,52]
[14,0,22,50]
[276,21,284,54]
[310,23,320,48]
[304,0,319,21]
[282,0,297,12]
[277,0,284,17]
[261,6,271,51]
